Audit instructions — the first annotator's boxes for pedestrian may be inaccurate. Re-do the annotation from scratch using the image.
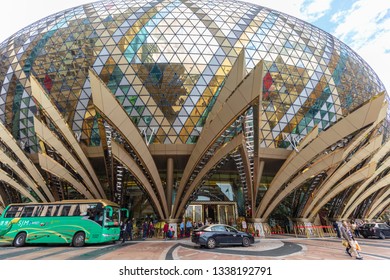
[126,218,133,241]
[121,218,133,243]
[163,221,169,240]
[242,219,247,233]
[186,219,192,237]
[333,221,341,238]
[340,220,363,260]
[148,221,154,238]
[169,226,175,239]
[351,220,359,237]
[179,219,185,238]
[129,218,134,240]
[142,220,148,240]
[120,220,126,242]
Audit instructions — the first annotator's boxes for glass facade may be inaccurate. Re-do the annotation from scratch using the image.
[0,0,385,151]
[0,0,388,222]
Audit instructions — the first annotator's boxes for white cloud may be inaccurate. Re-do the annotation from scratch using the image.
[301,0,333,21]
[330,0,390,92]
[245,0,333,21]
[247,0,390,92]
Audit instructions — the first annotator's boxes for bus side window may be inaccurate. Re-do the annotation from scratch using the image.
[5,206,23,218]
[45,205,58,217]
[69,205,80,216]
[21,206,36,217]
[4,206,16,218]
[79,204,89,216]
[58,205,71,216]
[40,206,49,217]
[34,206,43,217]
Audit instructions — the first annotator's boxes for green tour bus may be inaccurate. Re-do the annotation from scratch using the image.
[0,199,128,247]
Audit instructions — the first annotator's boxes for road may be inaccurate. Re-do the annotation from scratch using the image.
[0,236,389,260]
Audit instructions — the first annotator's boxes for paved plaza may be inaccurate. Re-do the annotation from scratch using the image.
[0,235,388,260]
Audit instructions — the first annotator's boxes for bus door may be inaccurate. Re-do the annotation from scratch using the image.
[103,206,120,227]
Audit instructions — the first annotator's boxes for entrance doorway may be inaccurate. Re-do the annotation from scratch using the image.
[185,202,238,225]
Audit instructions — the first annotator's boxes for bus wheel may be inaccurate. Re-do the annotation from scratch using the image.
[72,232,85,247]
[13,232,27,247]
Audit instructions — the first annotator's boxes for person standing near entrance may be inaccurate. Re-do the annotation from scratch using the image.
[121,218,133,243]
[340,220,363,260]
[186,219,192,237]
[351,220,359,237]
[142,220,148,240]
[129,218,134,240]
[148,221,155,238]
[333,221,341,238]
[163,221,169,240]
[242,219,247,233]
[179,220,185,238]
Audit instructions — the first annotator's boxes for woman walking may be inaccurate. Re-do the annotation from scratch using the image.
[340,220,363,260]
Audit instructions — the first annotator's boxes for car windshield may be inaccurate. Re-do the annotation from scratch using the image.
[210,225,226,232]
[225,226,238,232]
[197,225,211,231]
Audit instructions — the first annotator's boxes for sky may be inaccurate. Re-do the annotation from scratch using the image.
[0,0,389,92]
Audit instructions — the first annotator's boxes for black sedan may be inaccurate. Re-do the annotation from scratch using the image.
[191,224,255,249]
[358,223,390,239]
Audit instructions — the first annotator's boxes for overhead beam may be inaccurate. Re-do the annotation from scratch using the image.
[302,134,383,218]
[342,135,390,216]
[239,143,254,209]
[308,163,376,218]
[30,76,106,198]
[173,58,264,217]
[256,93,385,218]
[0,122,54,201]
[174,134,244,219]
[261,148,344,219]
[110,140,165,219]
[34,116,101,198]
[366,188,390,218]
[38,153,94,199]
[90,69,168,218]
[0,192,5,211]
[367,199,390,220]
[0,169,37,202]
[342,171,390,218]
[205,49,246,126]
[0,149,47,202]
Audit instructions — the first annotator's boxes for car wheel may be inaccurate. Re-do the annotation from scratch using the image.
[362,234,368,239]
[242,237,250,247]
[206,238,216,249]
[13,232,27,247]
[72,232,85,247]
[379,232,386,239]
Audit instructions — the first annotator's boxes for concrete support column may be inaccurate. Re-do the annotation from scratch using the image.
[248,218,269,237]
[166,157,174,217]
[167,219,180,239]
[292,218,316,237]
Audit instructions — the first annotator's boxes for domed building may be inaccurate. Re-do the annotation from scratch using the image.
[0,0,389,229]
